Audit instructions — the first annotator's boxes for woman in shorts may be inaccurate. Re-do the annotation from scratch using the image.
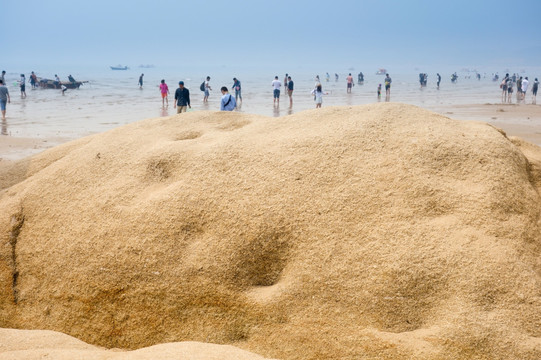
[159,79,169,107]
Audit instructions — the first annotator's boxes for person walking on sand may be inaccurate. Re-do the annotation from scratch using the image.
[232,77,242,103]
[346,73,354,93]
[384,73,392,98]
[174,81,191,113]
[19,74,26,98]
[311,84,328,108]
[521,77,529,102]
[203,76,211,102]
[287,76,294,107]
[0,80,10,120]
[138,74,144,88]
[220,86,237,111]
[532,78,539,104]
[159,79,170,107]
[272,76,281,105]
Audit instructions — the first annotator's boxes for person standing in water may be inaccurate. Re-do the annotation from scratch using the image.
[377,84,382,99]
[284,74,289,89]
[232,77,242,103]
[346,73,354,93]
[30,71,38,89]
[501,73,509,103]
[0,71,5,85]
[287,75,294,107]
[437,73,441,89]
[311,84,328,108]
[19,74,26,98]
[532,78,539,104]
[159,79,170,107]
[521,77,529,102]
[138,73,144,88]
[271,76,281,105]
[0,79,10,120]
[384,73,392,99]
[203,76,212,102]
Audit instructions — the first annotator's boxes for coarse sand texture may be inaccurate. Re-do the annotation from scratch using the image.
[2,103,541,359]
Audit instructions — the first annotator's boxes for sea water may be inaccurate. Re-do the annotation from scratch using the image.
[1,65,539,140]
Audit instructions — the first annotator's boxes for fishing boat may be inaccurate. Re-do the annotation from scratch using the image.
[38,78,88,89]
[376,68,387,75]
[110,65,128,70]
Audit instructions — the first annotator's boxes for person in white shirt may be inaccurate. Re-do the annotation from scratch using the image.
[521,77,529,102]
[271,76,281,105]
[204,76,212,103]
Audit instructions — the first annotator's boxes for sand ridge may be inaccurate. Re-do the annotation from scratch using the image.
[2,103,541,359]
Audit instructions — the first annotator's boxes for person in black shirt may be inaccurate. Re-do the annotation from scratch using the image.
[174,81,191,113]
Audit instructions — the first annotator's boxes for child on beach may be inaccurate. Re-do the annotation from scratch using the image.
[311,84,328,108]
[61,84,67,95]
[159,79,169,107]
[377,84,382,99]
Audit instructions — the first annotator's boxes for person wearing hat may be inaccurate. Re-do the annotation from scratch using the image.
[174,81,191,114]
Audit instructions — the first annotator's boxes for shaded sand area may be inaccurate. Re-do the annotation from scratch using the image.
[2,103,541,359]
[0,328,276,360]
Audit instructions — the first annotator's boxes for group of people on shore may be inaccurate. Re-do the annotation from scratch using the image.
[158,76,240,113]
[500,73,539,104]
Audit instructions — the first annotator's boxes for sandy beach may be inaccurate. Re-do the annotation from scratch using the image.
[3,103,541,359]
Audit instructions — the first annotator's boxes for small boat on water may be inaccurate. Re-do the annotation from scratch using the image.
[110,65,128,70]
[139,64,155,69]
[376,68,387,75]
[38,78,88,89]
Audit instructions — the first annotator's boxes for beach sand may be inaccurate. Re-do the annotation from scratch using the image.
[2,103,541,359]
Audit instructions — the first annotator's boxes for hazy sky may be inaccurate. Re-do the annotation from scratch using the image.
[4,0,541,72]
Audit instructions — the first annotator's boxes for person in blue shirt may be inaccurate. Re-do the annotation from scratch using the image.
[220,86,236,111]
[232,77,242,103]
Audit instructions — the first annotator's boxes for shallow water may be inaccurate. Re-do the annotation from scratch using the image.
[1,66,539,140]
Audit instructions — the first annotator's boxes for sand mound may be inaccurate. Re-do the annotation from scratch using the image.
[0,328,276,359]
[2,103,541,359]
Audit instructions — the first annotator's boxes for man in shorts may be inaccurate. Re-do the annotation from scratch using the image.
[287,76,294,107]
[346,73,354,93]
[272,76,281,105]
[384,74,392,98]
[0,80,11,120]
[521,77,529,102]
[507,78,514,104]
[174,81,191,113]
[204,76,211,102]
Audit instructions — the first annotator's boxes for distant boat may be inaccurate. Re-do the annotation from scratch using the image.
[110,65,128,70]
[376,68,386,75]
[139,64,155,69]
